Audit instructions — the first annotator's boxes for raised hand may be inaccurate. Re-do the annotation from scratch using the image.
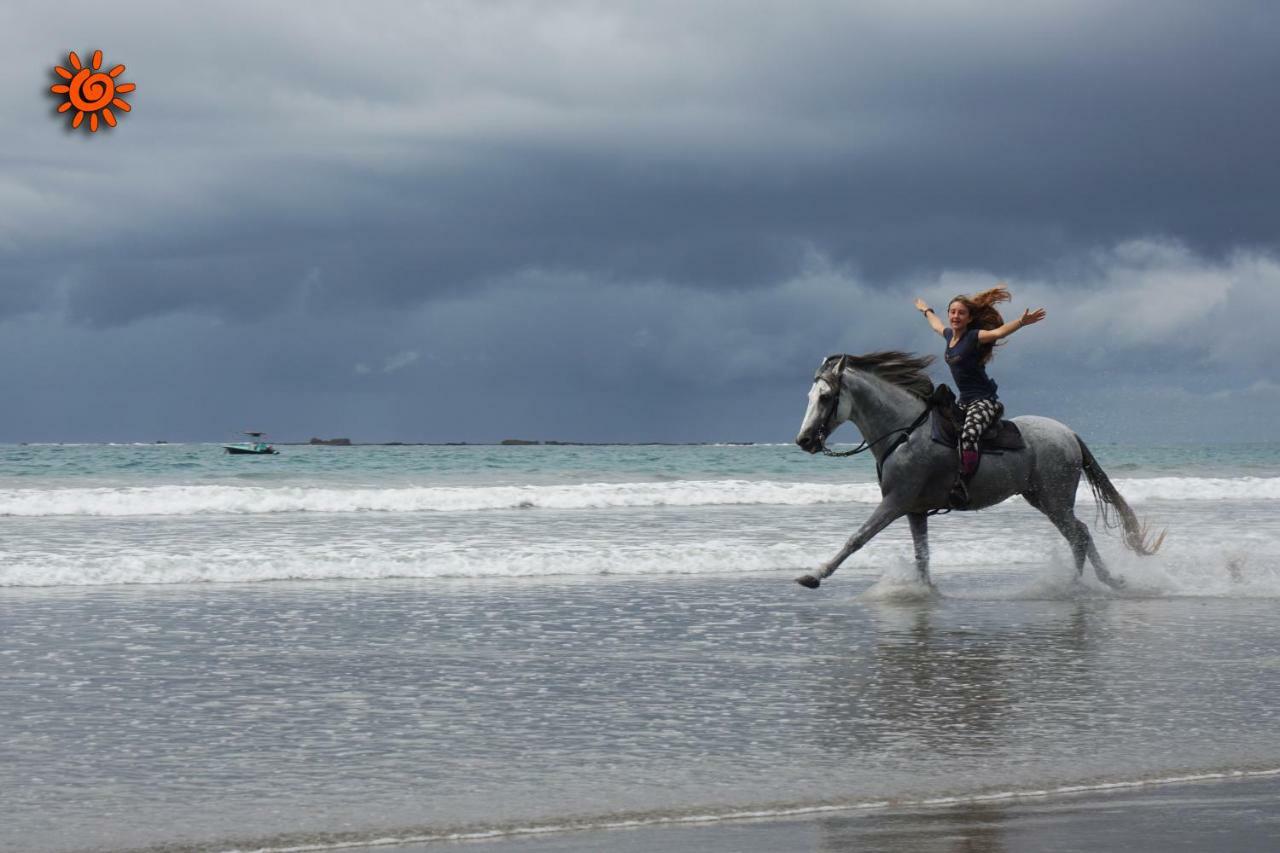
[1021,307,1046,326]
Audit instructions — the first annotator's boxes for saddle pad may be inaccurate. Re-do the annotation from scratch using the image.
[930,407,1026,451]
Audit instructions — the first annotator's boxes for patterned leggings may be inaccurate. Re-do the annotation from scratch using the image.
[959,398,1004,452]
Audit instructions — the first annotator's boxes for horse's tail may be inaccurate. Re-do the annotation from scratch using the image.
[1076,436,1166,555]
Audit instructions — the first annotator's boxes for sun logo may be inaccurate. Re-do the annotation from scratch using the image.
[51,50,136,132]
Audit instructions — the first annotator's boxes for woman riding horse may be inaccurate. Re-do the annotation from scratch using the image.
[914,285,1045,507]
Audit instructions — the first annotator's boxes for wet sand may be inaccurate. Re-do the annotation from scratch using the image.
[8,576,1280,851]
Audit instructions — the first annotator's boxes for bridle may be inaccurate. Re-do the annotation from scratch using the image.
[810,363,853,456]
[812,361,935,470]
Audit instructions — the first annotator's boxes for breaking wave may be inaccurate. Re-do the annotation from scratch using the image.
[0,476,1275,518]
[0,480,876,516]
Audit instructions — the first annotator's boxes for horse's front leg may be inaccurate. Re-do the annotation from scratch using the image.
[907,512,931,586]
[796,499,906,589]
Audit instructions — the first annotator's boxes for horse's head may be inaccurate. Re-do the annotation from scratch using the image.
[796,355,850,454]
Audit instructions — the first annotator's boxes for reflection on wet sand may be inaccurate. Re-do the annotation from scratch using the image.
[804,599,1094,763]
[817,801,1007,853]
[801,599,1098,853]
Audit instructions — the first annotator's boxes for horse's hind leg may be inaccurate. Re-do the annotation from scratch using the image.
[907,512,932,586]
[1023,491,1124,590]
[1025,491,1087,577]
[1079,527,1125,589]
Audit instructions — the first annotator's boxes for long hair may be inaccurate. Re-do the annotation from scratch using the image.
[949,284,1011,364]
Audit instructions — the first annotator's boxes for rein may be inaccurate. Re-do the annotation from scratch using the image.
[820,405,932,459]
[813,364,934,482]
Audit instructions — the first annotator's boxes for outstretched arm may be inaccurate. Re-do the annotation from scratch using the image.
[977,308,1046,343]
[914,298,946,336]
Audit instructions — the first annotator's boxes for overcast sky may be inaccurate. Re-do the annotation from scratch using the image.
[3,0,1279,443]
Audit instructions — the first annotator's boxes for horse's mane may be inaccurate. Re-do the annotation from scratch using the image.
[822,351,936,399]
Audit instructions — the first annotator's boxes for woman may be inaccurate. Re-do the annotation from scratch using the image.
[914,285,1045,507]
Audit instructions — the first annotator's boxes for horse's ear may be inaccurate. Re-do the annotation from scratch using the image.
[815,354,837,380]
[816,353,849,382]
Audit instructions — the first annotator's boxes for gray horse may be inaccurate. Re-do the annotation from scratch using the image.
[794,352,1163,590]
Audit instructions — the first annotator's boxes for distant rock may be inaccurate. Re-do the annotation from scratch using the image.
[500,439,540,445]
[309,437,353,446]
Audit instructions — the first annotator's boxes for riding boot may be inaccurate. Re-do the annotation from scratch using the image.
[948,449,980,509]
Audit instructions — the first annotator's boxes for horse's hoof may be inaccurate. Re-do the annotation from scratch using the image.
[1096,572,1126,591]
[796,574,821,589]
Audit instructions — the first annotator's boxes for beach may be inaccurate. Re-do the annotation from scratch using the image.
[2,443,1279,851]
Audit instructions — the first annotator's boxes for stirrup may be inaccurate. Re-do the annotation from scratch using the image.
[947,479,970,510]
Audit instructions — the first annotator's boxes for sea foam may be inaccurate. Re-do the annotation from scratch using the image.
[0,476,1275,517]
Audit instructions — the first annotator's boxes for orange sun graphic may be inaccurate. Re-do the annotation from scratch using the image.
[51,50,136,132]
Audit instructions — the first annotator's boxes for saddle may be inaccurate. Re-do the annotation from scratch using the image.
[928,384,1025,452]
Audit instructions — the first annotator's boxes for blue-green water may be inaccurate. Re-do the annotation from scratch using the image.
[4,441,1280,486]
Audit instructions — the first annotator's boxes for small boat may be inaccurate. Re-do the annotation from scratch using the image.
[223,432,280,455]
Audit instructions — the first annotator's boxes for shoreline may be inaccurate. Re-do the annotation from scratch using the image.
[318,770,1280,853]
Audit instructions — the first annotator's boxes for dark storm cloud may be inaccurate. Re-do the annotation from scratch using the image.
[7,0,1280,326]
[3,1,1279,441]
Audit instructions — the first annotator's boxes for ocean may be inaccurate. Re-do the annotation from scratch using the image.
[3,441,1279,851]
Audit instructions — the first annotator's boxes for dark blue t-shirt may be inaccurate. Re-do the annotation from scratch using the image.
[944,327,999,404]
